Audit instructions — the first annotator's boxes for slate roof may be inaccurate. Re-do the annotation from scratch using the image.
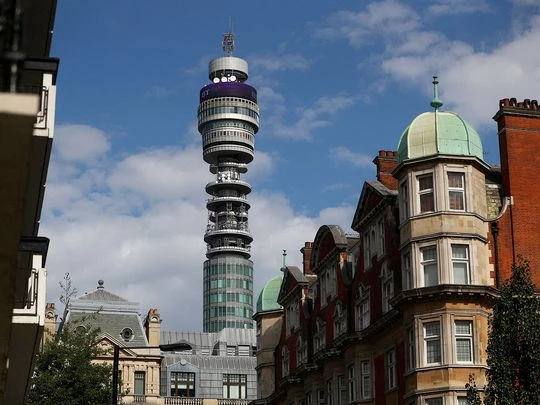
[67,280,148,347]
[162,352,256,371]
[160,327,256,350]
[68,312,149,347]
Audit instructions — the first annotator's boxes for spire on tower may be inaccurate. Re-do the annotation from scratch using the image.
[430,76,444,111]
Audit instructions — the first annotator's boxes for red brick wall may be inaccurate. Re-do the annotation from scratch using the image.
[494,98,540,287]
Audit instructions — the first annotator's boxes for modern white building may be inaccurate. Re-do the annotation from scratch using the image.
[0,0,59,402]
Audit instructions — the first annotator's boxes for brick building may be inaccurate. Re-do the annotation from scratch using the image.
[253,91,539,405]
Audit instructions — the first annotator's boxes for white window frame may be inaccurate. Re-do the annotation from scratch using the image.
[333,302,347,337]
[314,318,326,353]
[386,349,396,390]
[423,321,442,366]
[297,335,307,366]
[381,265,394,313]
[403,251,412,289]
[417,173,435,213]
[363,232,371,270]
[447,171,466,211]
[378,219,385,257]
[451,244,471,285]
[454,320,473,364]
[337,375,347,405]
[407,326,416,371]
[360,360,372,399]
[356,285,370,330]
[420,245,438,287]
[400,180,409,222]
[347,364,356,402]
[326,379,333,405]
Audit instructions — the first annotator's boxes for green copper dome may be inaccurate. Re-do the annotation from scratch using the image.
[397,77,483,163]
[255,274,283,314]
[397,110,483,163]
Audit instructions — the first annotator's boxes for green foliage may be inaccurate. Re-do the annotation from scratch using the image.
[466,374,483,405]
[466,256,540,404]
[28,320,113,405]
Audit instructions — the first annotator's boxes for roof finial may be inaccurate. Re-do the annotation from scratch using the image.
[281,250,287,271]
[97,280,104,289]
[222,18,234,56]
[430,76,443,111]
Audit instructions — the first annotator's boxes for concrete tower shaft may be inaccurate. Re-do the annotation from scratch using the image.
[199,35,259,333]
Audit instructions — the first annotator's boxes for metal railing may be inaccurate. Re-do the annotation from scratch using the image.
[163,397,203,405]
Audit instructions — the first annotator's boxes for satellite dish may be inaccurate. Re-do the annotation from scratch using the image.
[221,77,227,82]
[230,75,236,82]
[213,77,220,83]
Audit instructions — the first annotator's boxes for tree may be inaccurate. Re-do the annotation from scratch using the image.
[28,321,113,405]
[28,274,113,404]
[467,256,540,404]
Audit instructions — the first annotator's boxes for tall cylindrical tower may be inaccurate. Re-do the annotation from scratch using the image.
[198,33,259,332]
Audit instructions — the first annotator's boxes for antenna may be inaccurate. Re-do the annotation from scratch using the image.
[281,250,287,271]
[222,18,235,56]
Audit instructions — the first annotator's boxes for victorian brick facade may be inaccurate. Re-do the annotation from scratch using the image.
[253,98,540,405]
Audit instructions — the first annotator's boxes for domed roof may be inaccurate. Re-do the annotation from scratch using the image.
[255,274,283,314]
[397,78,483,163]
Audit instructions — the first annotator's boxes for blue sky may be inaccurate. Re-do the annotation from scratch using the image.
[43,0,540,331]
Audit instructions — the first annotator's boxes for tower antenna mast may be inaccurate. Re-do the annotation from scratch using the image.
[222,18,234,56]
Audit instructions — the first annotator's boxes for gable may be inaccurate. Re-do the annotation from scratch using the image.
[351,182,397,231]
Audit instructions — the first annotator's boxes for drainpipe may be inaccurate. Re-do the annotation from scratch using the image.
[491,222,500,289]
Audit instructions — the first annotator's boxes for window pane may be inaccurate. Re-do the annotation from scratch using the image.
[425,399,443,405]
[453,263,469,284]
[449,191,465,210]
[419,175,433,190]
[420,193,435,212]
[455,321,471,334]
[448,172,463,187]
[452,245,468,259]
[456,339,472,362]
[422,247,436,261]
[424,322,441,364]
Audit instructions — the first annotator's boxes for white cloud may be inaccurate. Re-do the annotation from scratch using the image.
[318,2,540,130]
[249,52,312,72]
[427,0,491,16]
[330,146,373,168]
[381,14,540,129]
[266,94,356,140]
[54,124,110,163]
[43,124,354,332]
[315,0,420,46]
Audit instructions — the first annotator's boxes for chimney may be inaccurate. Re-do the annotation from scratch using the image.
[492,98,540,288]
[373,151,398,190]
[144,308,161,346]
[301,242,313,275]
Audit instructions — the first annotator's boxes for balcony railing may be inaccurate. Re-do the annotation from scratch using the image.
[13,267,46,319]
[164,397,203,405]
[21,85,49,129]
